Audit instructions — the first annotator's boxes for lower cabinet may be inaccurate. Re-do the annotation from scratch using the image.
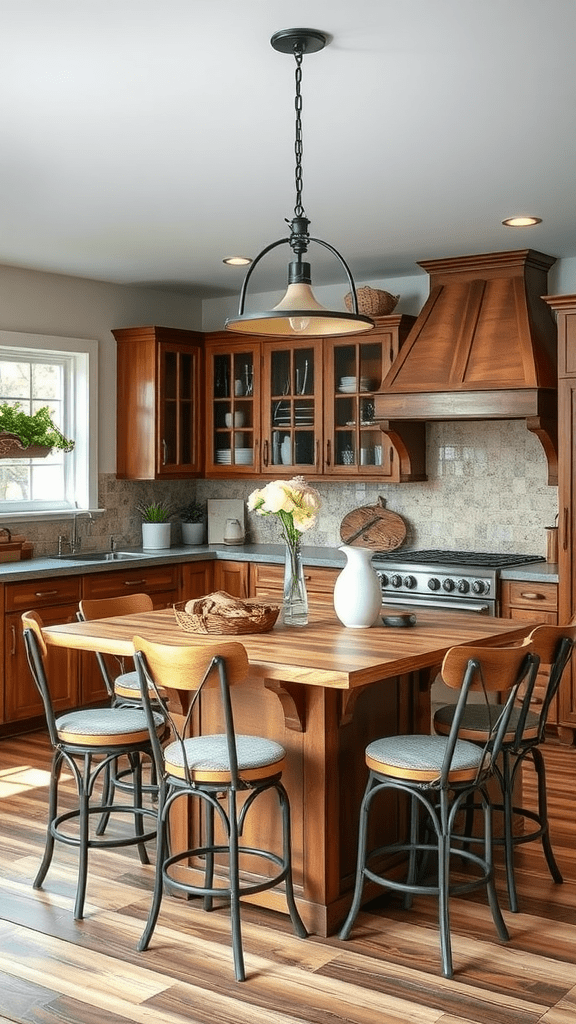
[213,559,250,599]
[180,560,213,601]
[500,579,559,727]
[250,561,338,605]
[4,576,81,724]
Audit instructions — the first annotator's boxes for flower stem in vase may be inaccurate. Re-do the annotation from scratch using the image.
[283,536,308,626]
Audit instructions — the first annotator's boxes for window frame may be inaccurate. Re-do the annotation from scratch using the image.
[0,330,99,522]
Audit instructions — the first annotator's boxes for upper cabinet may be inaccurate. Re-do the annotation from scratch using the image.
[114,325,203,480]
[205,335,261,476]
[204,315,424,482]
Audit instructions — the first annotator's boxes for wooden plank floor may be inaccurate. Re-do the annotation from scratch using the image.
[1,729,576,1024]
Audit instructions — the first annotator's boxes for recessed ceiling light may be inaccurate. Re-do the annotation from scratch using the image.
[223,256,252,267]
[502,216,542,227]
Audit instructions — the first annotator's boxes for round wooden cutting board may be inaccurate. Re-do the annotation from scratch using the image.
[340,497,407,551]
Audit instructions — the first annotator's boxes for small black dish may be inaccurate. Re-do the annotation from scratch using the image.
[381,611,417,628]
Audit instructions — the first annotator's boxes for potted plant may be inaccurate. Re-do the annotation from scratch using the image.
[178,500,206,545]
[0,402,75,458]
[136,499,176,550]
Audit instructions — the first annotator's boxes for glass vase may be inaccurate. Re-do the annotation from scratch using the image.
[283,537,308,626]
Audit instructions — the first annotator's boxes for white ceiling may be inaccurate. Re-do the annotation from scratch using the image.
[2,0,576,299]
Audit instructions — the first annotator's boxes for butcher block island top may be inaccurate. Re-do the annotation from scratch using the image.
[42,606,531,689]
[42,606,533,935]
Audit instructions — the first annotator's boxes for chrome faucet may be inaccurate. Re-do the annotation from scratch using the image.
[70,510,94,554]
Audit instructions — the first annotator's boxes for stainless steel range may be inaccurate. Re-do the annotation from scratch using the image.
[373,549,545,615]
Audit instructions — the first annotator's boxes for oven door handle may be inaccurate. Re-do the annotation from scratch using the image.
[381,596,492,614]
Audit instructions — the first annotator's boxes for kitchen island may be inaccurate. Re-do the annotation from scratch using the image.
[43,604,532,935]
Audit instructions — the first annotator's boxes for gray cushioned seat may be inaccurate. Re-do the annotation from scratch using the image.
[434,703,540,741]
[366,733,486,781]
[56,706,164,743]
[165,733,286,780]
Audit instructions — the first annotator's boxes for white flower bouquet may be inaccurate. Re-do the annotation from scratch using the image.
[247,475,321,546]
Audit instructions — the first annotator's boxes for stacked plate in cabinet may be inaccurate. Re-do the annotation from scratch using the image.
[338,376,378,393]
[216,448,253,465]
[235,448,253,465]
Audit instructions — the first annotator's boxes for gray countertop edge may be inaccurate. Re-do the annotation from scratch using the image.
[0,543,558,584]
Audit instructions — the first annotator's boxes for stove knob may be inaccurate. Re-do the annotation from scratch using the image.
[403,575,417,589]
[442,578,455,592]
[428,577,441,591]
[378,572,389,588]
[457,578,469,594]
[472,579,488,595]
[390,574,403,588]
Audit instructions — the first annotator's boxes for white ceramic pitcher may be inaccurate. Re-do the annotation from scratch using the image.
[333,545,382,628]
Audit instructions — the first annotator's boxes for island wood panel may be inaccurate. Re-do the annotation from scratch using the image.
[42,607,534,935]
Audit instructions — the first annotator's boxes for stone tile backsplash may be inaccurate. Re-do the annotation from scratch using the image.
[19,419,558,559]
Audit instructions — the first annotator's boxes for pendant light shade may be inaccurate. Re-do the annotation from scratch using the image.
[225,29,373,339]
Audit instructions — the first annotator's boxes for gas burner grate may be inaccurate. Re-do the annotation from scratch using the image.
[374,549,545,568]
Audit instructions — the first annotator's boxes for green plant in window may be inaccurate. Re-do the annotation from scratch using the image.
[0,403,75,452]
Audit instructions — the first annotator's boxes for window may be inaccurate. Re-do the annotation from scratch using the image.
[0,331,98,518]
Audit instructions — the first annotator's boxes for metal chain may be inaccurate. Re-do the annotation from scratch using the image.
[293,44,304,218]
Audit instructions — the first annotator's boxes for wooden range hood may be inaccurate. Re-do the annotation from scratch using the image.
[373,250,559,484]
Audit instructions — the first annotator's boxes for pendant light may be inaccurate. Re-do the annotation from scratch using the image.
[225,28,374,338]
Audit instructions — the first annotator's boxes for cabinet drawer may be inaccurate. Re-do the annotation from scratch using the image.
[6,576,81,612]
[82,565,179,600]
[501,580,558,613]
[251,562,338,594]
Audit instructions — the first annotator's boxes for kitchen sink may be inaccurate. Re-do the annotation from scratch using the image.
[50,550,145,562]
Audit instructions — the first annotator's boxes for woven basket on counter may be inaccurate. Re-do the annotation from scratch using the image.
[344,287,399,317]
[174,591,280,636]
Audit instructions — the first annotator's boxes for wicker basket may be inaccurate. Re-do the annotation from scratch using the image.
[174,597,280,636]
[0,432,52,459]
[344,287,399,317]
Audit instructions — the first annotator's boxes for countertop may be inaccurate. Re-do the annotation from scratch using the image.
[0,543,559,583]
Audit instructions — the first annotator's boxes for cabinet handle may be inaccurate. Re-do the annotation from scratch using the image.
[34,590,59,598]
[520,591,541,600]
[263,439,269,467]
[162,439,168,465]
[563,507,569,551]
[124,580,147,587]
[11,624,16,656]
[325,439,331,467]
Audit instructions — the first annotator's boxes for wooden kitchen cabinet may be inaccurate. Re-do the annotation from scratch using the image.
[500,578,559,725]
[80,564,180,705]
[204,333,261,475]
[324,315,424,479]
[3,576,81,724]
[180,560,213,601]
[213,560,250,599]
[261,337,323,474]
[250,561,338,605]
[544,294,576,742]
[114,325,203,480]
[204,316,424,482]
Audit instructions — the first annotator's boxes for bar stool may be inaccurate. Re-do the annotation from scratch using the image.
[339,641,538,978]
[22,610,165,920]
[132,633,308,982]
[434,621,576,912]
[78,593,154,706]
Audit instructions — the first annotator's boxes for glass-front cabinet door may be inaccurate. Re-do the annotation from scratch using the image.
[325,338,391,476]
[205,338,260,475]
[261,339,322,475]
[158,344,199,475]
[324,316,419,479]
